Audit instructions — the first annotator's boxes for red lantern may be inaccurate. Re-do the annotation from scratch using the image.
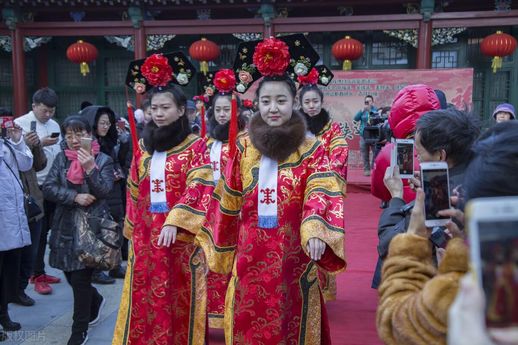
[66,40,98,76]
[189,37,220,75]
[332,36,363,71]
[480,31,517,73]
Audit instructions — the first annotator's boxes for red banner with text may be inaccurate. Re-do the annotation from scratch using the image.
[322,68,473,167]
[242,68,473,167]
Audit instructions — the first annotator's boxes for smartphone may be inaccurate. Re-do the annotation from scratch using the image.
[391,139,414,179]
[0,116,14,138]
[420,161,451,227]
[30,121,37,132]
[466,197,518,331]
[0,116,14,129]
[80,137,92,152]
[50,132,60,138]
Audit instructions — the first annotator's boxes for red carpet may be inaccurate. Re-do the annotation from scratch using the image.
[209,168,382,344]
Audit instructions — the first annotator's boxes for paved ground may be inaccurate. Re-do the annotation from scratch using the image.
[3,263,124,345]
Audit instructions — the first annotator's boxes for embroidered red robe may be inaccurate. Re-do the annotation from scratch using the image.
[197,135,346,345]
[113,135,213,345]
[205,137,232,329]
[315,120,349,301]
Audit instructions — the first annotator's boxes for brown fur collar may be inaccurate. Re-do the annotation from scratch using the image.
[249,110,307,162]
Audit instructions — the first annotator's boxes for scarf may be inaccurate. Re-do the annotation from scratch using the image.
[142,115,191,154]
[249,111,307,162]
[257,155,279,229]
[64,140,100,185]
[149,150,169,213]
[210,140,223,183]
[302,108,331,136]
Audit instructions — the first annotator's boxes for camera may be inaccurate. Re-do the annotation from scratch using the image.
[363,109,389,144]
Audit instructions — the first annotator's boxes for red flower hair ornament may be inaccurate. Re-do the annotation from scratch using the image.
[253,37,290,77]
[297,67,319,86]
[193,94,209,103]
[141,54,173,87]
[242,99,254,109]
[214,69,237,94]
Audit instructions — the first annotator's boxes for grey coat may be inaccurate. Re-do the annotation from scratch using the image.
[0,138,33,251]
[42,150,114,272]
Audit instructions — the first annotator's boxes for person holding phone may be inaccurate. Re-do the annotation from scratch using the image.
[15,87,62,296]
[13,116,48,308]
[372,108,480,289]
[376,121,518,345]
[42,115,114,345]
[354,95,377,175]
[0,108,33,341]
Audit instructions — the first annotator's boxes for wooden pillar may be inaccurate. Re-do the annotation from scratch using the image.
[260,4,275,38]
[12,27,27,115]
[264,22,273,38]
[133,25,146,107]
[134,26,146,60]
[416,20,432,69]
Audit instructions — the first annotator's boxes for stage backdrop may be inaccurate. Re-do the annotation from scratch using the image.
[243,68,474,167]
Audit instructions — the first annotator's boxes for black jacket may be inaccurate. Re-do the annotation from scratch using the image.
[81,105,129,221]
[371,162,468,288]
[43,151,114,272]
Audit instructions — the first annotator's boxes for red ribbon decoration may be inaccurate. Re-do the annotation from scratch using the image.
[124,86,139,150]
[228,94,238,158]
[200,105,206,138]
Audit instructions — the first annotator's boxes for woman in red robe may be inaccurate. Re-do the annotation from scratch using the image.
[299,67,349,301]
[113,52,213,345]
[203,69,247,328]
[196,37,346,345]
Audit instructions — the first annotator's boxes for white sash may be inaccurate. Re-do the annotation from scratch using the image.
[210,140,223,183]
[149,151,169,213]
[257,155,278,229]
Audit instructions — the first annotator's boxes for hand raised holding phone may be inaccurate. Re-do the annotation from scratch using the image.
[384,165,404,199]
[41,134,59,147]
[77,138,95,174]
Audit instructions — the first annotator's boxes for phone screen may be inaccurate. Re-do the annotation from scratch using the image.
[30,121,37,132]
[477,220,518,329]
[397,143,414,176]
[50,132,60,138]
[422,168,450,220]
[80,138,92,152]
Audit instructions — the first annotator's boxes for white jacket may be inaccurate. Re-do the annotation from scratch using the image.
[15,111,61,185]
[0,137,33,251]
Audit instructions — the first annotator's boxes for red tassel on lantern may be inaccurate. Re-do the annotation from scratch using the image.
[228,94,238,158]
[200,105,207,138]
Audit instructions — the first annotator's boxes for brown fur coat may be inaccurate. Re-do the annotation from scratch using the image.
[377,234,469,345]
[249,111,307,162]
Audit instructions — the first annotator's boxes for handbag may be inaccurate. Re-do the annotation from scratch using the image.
[1,147,43,220]
[73,208,122,271]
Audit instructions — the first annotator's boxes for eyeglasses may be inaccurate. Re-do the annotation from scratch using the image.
[98,121,111,128]
[65,132,88,141]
